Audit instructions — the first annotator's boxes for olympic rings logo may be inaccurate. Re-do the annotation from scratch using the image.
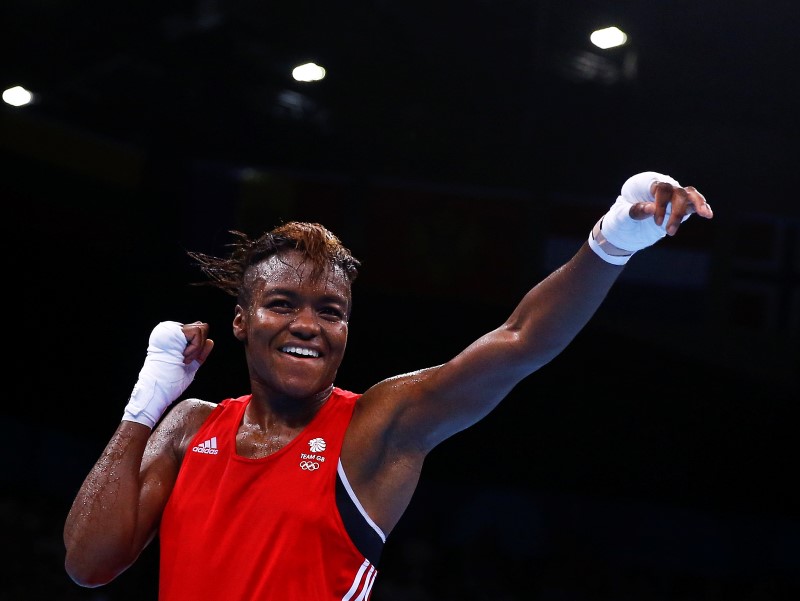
[300,461,320,471]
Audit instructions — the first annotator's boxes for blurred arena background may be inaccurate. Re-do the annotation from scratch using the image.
[2,1,798,598]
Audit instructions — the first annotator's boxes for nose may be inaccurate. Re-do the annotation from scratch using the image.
[289,307,321,339]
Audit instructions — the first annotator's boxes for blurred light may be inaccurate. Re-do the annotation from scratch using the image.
[274,90,308,119]
[271,89,329,129]
[2,85,34,107]
[564,51,622,84]
[292,62,326,82]
[590,26,628,49]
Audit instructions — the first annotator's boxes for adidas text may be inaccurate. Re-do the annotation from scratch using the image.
[192,437,219,455]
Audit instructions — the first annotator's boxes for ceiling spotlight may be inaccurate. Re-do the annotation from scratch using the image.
[292,63,326,82]
[2,85,34,107]
[590,26,628,50]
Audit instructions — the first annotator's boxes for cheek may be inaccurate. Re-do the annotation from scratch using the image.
[251,307,281,326]
[329,323,349,351]
[247,310,281,340]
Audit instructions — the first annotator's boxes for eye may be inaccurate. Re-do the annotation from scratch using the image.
[266,299,293,313]
[319,306,345,322]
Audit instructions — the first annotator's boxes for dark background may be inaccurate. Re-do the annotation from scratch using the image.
[2,1,798,599]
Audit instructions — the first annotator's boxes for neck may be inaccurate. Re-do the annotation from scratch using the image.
[245,383,334,430]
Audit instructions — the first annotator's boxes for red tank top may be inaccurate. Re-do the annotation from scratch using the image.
[158,388,379,600]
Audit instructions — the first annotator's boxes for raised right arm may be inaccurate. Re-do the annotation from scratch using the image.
[63,321,213,587]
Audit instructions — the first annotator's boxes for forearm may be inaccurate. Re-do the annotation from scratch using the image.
[505,170,704,367]
[64,421,153,587]
[391,243,623,448]
[504,242,623,367]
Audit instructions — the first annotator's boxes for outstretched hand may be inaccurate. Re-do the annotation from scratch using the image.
[631,181,714,236]
[589,171,715,265]
[181,321,214,366]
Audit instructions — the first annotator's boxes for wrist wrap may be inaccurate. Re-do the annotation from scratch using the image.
[588,171,687,264]
[122,321,200,429]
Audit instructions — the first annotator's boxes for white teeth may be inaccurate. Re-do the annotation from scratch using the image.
[281,346,320,358]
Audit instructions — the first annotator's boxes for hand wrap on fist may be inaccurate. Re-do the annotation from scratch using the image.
[122,321,201,429]
[588,171,688,265]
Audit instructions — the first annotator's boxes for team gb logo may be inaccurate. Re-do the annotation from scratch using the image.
[309,438,326,453]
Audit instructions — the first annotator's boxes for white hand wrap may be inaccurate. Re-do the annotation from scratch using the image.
[122,321,200,429]
[588,171,688,265]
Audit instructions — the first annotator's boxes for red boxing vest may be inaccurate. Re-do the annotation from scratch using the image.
[159,388,379,600]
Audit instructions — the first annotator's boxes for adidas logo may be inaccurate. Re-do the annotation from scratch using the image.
[192,437,219,455]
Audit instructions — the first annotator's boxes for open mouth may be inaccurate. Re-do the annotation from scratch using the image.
[280,346,321,358]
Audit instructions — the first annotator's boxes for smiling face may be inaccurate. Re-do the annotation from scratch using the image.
[233,249,352,405]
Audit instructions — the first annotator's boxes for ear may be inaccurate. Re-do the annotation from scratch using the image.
[233,305,247,342]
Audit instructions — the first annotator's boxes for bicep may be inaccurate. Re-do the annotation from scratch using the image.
[134,409,190,546]
[379,325,535,453]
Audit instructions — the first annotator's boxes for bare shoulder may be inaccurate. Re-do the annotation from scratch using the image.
[347,366,440,453]
[146,398,219,461]
[171,397,218,419]
[355,367,433,414]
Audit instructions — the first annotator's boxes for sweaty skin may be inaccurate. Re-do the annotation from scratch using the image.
[64,182,713,588]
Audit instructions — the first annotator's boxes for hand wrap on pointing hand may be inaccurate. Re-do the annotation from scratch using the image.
[589,171,689,264]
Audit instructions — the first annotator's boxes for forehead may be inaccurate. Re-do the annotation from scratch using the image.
[250,250,351,300]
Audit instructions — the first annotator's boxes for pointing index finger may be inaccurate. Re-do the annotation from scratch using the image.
[687,186,714,219]
[652,181,674,228]
[664,186,691,236]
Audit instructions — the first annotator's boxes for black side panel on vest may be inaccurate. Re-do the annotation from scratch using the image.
[335,472,384,565]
